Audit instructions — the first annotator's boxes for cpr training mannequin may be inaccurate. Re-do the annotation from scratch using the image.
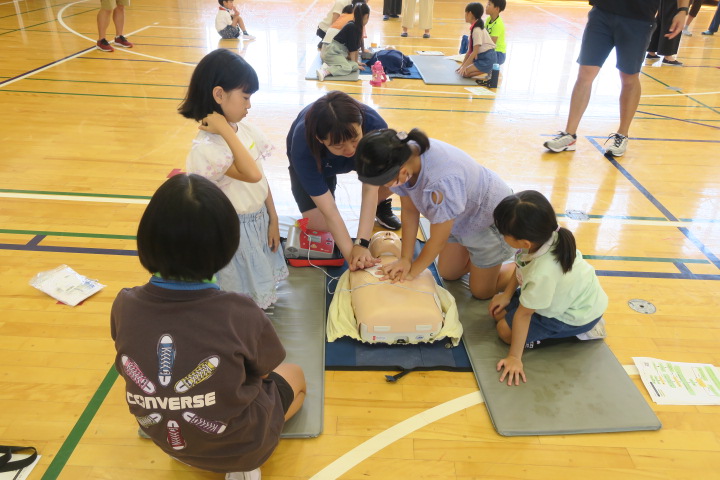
[348,231,445,343]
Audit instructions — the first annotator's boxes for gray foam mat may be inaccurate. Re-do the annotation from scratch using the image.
[409,55,479,85]
[267,266,325,438]
[305,54,360,81]
[445,279,661,436]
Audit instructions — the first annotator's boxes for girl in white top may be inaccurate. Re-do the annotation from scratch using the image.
[179,49,288,309]
[489,190,609,386]
[457,2,497,80]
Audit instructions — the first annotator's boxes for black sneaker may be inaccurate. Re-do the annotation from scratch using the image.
[375,198,401,230]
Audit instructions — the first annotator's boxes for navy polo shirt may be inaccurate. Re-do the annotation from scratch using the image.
[286,102,387,197]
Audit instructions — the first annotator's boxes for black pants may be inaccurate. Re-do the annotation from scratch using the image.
[647,0,682,56]
[383,0,402,16]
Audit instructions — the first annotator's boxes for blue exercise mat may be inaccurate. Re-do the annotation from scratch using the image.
[324,241,471,380]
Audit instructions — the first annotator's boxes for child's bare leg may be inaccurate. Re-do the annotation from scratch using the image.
[437,242,471,281]
[273,363,306,421]
[462,65,484,78]
[496,319,512,344]
[235,15,247,32]
[467,264,504,300]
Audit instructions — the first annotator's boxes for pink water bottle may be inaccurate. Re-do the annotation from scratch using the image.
[369,60,388,86]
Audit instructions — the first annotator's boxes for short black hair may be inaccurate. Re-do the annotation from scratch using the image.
[488,0,506,12]
[178,49,259,122]
[218,0,229,6]
[137,174,239,281]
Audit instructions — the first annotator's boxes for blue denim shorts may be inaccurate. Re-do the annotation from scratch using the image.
[577,6,655,75]
[504,289,601,344]
[473,49,498,74]
[447,224,514,269]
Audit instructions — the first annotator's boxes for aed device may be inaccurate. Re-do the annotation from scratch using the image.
[284,223,335,259]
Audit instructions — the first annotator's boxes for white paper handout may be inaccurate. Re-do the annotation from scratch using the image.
[416,50,444,56]
[0,453,41,480]
[464,86,495,96]
[29,265,105,306]
[633,357,720,405]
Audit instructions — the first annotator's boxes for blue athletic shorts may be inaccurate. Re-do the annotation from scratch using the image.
[577,6,655,75]
[504,289,601,344]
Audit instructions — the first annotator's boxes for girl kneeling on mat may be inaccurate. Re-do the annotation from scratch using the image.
[490,190,609,386]
[457,2,497,80]
[111,174,306,480]
[354,128,516,300]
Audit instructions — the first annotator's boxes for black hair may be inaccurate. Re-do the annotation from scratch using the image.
[341,4,353,13]
[466,2,485,30]
[352,3,370,44]
[178,49,259,122]
[304,91,365,170]
[355,128,430,184]
[493,190,577,273]
[137,174,239,282]
[217,0,228,5]
[488,0,506,12]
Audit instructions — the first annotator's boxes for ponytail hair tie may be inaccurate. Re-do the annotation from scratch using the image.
[396,130,408,142]
[555,225,561,232]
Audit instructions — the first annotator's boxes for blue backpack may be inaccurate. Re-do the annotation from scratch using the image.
[366,49,414,76]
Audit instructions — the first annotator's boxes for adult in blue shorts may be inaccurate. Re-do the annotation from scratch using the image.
[544,0,688,157]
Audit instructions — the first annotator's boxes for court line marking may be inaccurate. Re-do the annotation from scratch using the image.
[312,364,644,479]
[57,1,194,66]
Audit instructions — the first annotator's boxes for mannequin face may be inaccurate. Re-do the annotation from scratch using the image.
[369,231,402,257]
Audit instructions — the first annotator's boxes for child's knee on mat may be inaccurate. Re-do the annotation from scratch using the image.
[496,320,512,344]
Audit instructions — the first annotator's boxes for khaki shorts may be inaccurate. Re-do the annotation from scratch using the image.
[100,0,130,10]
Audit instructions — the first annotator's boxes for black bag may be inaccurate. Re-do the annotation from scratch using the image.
[0,445,38,473]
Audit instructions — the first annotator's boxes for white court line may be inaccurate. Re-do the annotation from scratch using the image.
[0,0,26,6]
[309,391,484,480]
[57,1,194,66]
[0,192,149,204]
[310,365,642,479]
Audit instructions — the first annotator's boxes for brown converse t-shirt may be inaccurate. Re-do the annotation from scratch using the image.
[111,283,286,472]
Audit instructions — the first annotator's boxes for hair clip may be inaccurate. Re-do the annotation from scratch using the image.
[396,131,408,141]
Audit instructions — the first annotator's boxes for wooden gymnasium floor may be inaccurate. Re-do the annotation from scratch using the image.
[1,0,720,478]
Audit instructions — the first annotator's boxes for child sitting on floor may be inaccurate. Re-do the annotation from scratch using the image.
[490,190,609,386]
[216,0,255,40]
[485,0,507,65]
[457,2,496,80]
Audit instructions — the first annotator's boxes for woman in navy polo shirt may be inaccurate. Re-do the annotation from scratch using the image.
[286,91,401,271]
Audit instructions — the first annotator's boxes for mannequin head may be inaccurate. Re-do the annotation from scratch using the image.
[369,231,402,257]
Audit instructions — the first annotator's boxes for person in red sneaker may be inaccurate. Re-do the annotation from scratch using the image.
[96,0,133,52]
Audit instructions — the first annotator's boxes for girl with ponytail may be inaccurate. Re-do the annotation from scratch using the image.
[355,127,516,300]
[490,190,609,385]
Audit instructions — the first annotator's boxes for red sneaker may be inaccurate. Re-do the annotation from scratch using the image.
[96,38,114,52]
[114,35,133,48]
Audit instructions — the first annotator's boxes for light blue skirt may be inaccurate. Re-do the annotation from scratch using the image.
[217,205,289,309]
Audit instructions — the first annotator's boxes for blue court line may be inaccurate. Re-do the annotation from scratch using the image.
[635,110,720,130]
[587,136,720,271]
[2,235,717,280]
[641,70,720,116]
[0,46,95,87]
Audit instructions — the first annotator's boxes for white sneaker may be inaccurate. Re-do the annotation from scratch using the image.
[316,63,330,81]
[544,131,577,152]
[577,317,606,341]
[682,26,692,36]
[604,133,628,157]
[241,33,256,40]
[226,468,261,480]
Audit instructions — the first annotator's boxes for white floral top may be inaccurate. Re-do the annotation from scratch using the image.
[186,121,272,214]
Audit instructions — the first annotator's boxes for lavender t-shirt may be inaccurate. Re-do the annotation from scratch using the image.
[391,139,511,237]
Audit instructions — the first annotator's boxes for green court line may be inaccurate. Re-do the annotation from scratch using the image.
[41,365,118,480]
[557,213,668,221]
[0,188,151,199]
[0,229,135,240]
[0,7,96,37]
[583,255,709,264]
[0,88,183,101]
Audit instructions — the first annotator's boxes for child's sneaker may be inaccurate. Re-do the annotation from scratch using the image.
[316,63,330,81]
[604,133,628,157]
[576,317,607,340]
[226,469,261,480]
[113,35,133,48]
[96,39,114,52]
[241,32,256,40]
[543,131,576,152]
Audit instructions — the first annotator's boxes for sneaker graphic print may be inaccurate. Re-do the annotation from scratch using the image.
[120,335,227,454]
